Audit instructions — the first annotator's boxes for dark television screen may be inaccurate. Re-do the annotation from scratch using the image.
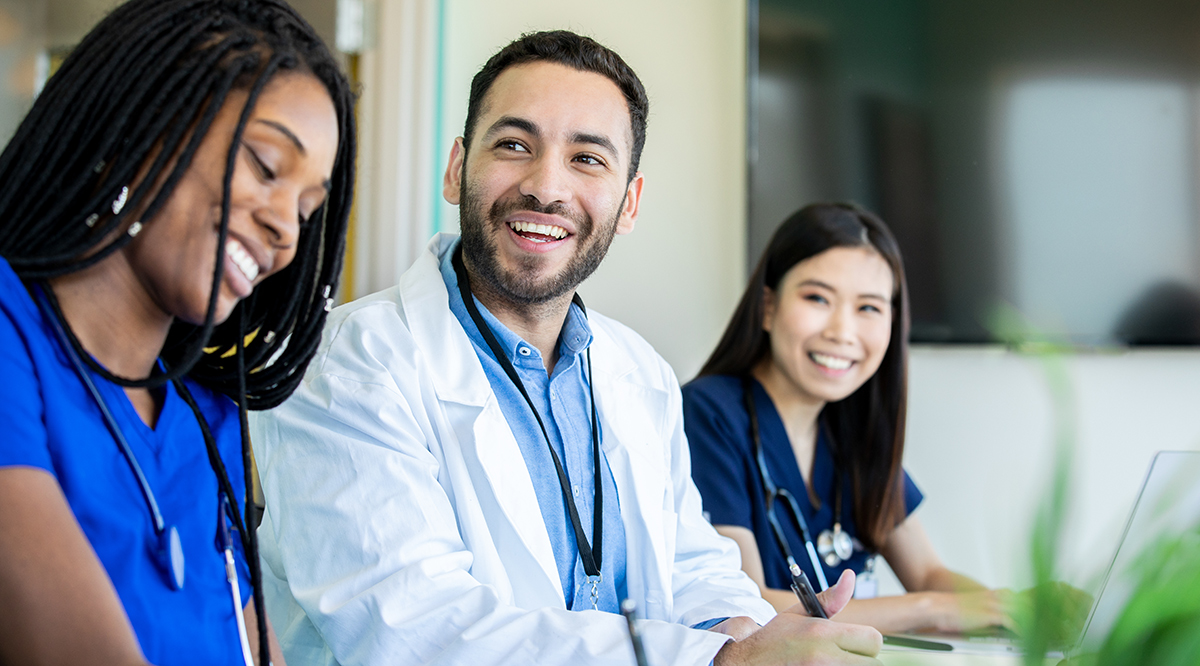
[748,0,1200,345]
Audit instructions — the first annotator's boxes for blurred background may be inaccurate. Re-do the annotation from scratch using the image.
[750,0,1200,347]
[3,0,1198,601]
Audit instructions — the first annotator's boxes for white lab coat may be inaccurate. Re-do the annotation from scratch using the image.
[251,234,776,666]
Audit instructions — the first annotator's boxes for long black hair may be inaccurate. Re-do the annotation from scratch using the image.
[697,203,910,551]
[0,0,356,661]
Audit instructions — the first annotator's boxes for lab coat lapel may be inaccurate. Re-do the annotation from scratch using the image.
[399,235,564,607]
[589,326,673,619]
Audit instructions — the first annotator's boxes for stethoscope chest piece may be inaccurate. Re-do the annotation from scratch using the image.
[817,522,854,567]
[159,524,186,590]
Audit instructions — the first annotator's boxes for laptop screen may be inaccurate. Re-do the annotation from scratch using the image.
[1078,450,1200,652]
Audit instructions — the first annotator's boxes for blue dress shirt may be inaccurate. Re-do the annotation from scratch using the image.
[440,246,627,612]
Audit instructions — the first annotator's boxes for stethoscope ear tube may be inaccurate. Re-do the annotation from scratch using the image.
[221,495,255,666]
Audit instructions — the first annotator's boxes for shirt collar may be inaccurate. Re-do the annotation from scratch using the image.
[440,241,593,369]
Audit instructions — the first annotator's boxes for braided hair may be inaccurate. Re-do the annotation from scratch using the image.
[0,0,356,662]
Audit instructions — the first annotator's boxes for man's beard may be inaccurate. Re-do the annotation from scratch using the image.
[458,177,622,306]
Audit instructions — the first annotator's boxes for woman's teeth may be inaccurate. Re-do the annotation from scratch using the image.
[810,352,852,371]
[226,240,260,282]
[509,220,568,241]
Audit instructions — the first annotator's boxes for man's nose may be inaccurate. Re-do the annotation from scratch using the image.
[518,155,571,206]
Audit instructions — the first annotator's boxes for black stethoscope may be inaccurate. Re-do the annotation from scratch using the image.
[34,285,256,666]
[451,246,606,610]
[741,378,857,591]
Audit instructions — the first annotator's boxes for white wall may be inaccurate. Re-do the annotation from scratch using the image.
[899,346,1200,595]
[437,0,749,378]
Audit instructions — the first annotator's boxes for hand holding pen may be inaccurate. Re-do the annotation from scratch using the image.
[790,566,954,652]
[713,571,882,665]
[788,562,829,619]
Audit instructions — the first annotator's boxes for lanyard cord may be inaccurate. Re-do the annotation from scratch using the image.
[741,377,833,590]
[452,246,603,579]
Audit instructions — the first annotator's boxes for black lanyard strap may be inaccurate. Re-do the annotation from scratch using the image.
[452,246,603,579]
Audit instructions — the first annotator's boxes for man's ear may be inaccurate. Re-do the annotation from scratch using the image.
[615,171,644,236]
[442,137,465,205]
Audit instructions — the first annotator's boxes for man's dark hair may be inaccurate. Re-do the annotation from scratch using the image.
[463,30,649,181]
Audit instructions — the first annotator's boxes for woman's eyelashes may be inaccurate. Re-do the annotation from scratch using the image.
[244,143,276,181]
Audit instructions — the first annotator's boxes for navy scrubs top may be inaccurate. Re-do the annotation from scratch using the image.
[0,258,253,665]
[683,374,923,591]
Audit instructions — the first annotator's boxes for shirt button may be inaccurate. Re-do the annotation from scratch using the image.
[573,485,580,496]
[518,347,532,356]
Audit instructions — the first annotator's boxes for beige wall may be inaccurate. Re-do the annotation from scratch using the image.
[437,0,750,380]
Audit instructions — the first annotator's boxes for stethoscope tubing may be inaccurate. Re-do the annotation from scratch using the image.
[742,377,831,590]
[35,284,253,664]
[34,285,168,534]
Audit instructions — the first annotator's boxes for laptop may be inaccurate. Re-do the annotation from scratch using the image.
[883,450,1200,658]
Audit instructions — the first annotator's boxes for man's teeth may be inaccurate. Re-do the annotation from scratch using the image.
[810,352,852,371]
[226,240,260,282]
[509,220,568,240]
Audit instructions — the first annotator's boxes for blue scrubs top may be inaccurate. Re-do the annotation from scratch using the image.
[683,374,923,592]
[0,258,252,665]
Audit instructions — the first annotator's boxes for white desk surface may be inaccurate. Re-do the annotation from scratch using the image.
[880,648,1059,665]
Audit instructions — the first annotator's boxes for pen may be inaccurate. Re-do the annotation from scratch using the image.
[789,562,828,619]
[620,598,650,666]
[788,563,955,652]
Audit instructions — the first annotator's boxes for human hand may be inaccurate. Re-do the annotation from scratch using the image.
[814,570,857,617]
[710,616,762,641]
[712,612,882,666]
[922,589,1013,633]
[1010,581,1093,644]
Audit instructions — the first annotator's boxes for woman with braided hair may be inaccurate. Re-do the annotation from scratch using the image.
[0,0,355,664]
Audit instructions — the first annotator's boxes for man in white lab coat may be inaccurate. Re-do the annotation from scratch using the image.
[251,30,882,666]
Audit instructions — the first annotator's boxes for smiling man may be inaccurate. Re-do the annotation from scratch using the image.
[250,31,882,666]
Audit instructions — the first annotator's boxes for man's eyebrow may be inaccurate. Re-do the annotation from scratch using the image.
[483,116,539,140]
[255,119,306,155]
[571,132,618,158]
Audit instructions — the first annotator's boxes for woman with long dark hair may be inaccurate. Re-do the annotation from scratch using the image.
[0,1,355,663]
[684,203,1008,633]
